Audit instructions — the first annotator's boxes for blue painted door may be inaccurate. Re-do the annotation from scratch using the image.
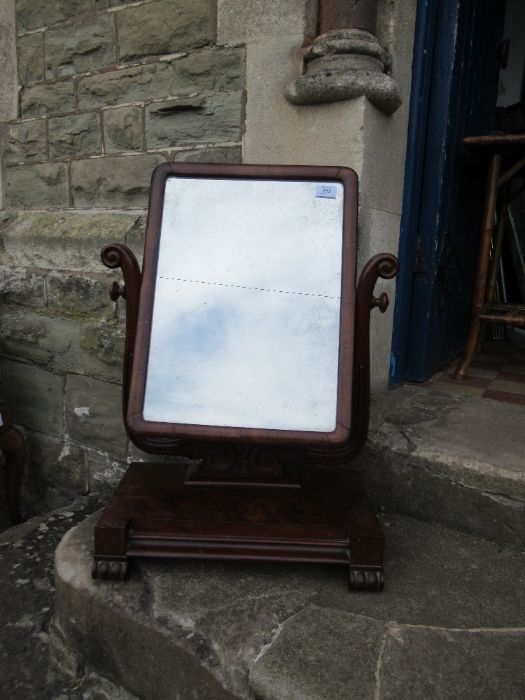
[392,0,505,382]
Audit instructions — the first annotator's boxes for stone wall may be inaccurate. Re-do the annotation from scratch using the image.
[3,0,245,210]
[0,0,246,514]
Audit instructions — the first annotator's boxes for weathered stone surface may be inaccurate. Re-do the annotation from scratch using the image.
[71,154,163,207]
[25,432,87,496]
[5,162,69,208]
[16,0,92,32]
[250,607,384,700]
[3,119,47,164]
[175,145,242,163]
[0,0,17,124]
[17,32,44,85]
[0,307,80,371]
[84,450,127,494]
[64,374,128,456]
[0,265,45,308]
[0,500,108,697]
[53,511,525,699]
[356,384,525,546]
[0,359,64,436]
[77,48,244,108]
[45,15,115,79]
[1,210,138,271]
[117,0,213,62]
[380,627,525,699]
[146,92,243,148]
[46,271,114,316]
[79,320,124,377]
[48,112,102,159]
[103,104,143,153]
[0,306,120,381]
[21,80,76,117]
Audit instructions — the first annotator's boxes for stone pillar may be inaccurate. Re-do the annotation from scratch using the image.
[286,0,401,115]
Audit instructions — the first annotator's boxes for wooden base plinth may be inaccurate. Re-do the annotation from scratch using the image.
[92,463,384,591]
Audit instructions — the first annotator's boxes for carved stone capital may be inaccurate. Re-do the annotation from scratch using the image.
[286,29,402,115]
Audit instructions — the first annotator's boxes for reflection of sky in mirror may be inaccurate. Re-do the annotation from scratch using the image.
[143,177,344,432]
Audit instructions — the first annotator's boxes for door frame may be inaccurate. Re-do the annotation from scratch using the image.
[390,0,442,384]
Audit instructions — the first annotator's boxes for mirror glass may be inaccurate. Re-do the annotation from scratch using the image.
[143,176,344,432]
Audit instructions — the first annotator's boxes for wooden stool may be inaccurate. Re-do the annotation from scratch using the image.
[0,400,25,525]
[455,134,525,378]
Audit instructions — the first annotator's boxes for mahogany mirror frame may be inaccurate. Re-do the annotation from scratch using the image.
[125,162,358,451]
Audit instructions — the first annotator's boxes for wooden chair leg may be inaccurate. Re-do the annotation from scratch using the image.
[455,153,502,378]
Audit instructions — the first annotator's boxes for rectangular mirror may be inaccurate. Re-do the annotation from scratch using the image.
[127,164,357,448]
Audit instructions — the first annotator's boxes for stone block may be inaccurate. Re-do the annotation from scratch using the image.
[71,154,163,207]
[1,210,138,272]
[85,450,127,495]
[64,374,128,456]
[46,271,114,317]
[175,145,242,163]
[20,80,76,117]
[45,15,115,80]
[0,359,64,436]
[0,265,46,308]
[17,32,44,85]
[146,92,243,148]
[250,606,384,700]
[5,162,69,208]
[26,432,87,496]
[16,0,92,33]
[2,118,47,165]
[0,307,80,371]
[117,0,213,62]
[48,113,102,159]
[79,320,125,379]
[380,627,525,699]
[77,49,245,109]
[103,105,143,153]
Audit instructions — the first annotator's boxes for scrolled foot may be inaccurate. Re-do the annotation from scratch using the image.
[348,567,384,592]
[92,557,129,581]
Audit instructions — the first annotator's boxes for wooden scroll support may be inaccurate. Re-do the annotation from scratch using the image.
[0,400,25,525]
[94,243,398,590]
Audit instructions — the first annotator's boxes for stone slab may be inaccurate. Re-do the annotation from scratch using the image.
[77,48,245,109]
[356,384,525,545]
[103,104,144,153]
[380,627,525,699]
[17,31,45,85]
[145,92,243,148]
[0,498,118,698]
[53,508,525,699]
[15,0,92,33]
[5,162,69,208]
[21,80,76,118]
[3,118,47,165]
[117,0,213,62]
[64,373,128,457]
[45,14,115,80]
[48,112,102,159]
[0,210,139,271]
[250,606,385,700]
[0,359,64,437]
[71,154,163,208]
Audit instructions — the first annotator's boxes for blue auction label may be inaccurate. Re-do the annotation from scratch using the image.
[315,184,337,199]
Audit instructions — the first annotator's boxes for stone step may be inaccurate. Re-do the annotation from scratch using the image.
[356,384,525,546]
[53,509,525,699]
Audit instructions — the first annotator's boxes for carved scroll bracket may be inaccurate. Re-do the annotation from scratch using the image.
[286,28,402,115]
